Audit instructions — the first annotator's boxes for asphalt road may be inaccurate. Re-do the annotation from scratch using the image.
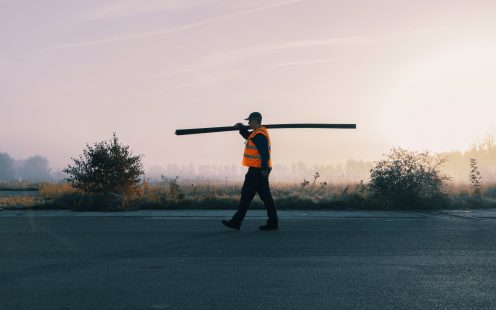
[1,210,496,310]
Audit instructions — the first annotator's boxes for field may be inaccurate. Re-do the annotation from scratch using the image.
[1,179,496,211]
[0,190,42,209]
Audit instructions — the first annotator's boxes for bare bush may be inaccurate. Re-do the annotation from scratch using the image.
[368,148,450,209]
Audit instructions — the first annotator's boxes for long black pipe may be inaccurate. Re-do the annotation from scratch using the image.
[175,123,356,135]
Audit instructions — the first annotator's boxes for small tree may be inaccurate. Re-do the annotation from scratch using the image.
[469,158,482,197]
[64,133,144,196]
[368,148,449,209]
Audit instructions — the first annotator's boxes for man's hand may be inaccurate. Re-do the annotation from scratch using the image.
[234,123,244,130]
[261,169,270,178]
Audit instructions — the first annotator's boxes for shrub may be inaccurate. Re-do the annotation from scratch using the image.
[469,158,482,197]
[162,175,185,201]
[76,192,124,211]
[63,133,144,196]
[368,148,449,209]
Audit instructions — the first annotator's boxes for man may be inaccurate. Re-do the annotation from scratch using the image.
[222,112,278,231]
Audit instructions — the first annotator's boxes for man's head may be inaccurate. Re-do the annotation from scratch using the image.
[244,112,262,130]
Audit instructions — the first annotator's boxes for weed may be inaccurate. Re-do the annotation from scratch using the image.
[469,158,482,197]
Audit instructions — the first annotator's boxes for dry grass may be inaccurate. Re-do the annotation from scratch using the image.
[39,182,79,200]
[1,180,495,211]
[443,181,496,209]
[30,180,366,210]
[0,195,39,208]
[0,181,39,191]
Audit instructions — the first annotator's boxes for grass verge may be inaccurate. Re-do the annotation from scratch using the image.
[1,181,495,211]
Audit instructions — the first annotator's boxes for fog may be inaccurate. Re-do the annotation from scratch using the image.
[0,153,53,182]
[2,1,496,172]
[2,134,495,184]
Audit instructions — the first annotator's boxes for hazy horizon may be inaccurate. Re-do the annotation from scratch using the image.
[1,134,495,183]
[2,0,496,172]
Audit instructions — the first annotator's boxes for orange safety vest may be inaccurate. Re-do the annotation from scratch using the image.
[242,126,272,168]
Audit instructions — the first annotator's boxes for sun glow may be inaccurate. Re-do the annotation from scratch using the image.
[384,42,496,152]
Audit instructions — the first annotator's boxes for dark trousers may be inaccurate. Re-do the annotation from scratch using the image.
[231,167,278,225]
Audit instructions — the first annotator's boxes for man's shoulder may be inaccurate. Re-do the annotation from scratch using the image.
[254,127,269,135]
[252,133,268,143]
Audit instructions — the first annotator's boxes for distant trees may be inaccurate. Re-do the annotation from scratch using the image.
[18,156,52,181]
[0,152,16,181]
[368,148,449,209]
[0,152,52,181]
[64,133,144,196]
[440,134,496,182]
[345,159,373,181]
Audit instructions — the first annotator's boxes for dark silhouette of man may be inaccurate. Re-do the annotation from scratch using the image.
[222,112,278,231]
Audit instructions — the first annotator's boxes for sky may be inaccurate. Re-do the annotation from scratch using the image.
[1,0,496,172]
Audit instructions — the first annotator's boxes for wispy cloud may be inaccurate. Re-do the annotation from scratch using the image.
[149,37,363,80]
[148,37,365,93]
[39,0,304,52]
[149,36,373,82]
[148,67,197,79]
[152,56,347,95]
[203,37,369,67]
[81,0,212,21]
[265,58,344,69]
[154,67,254,95]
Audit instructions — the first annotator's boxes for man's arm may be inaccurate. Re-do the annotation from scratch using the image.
[234,123,250,139]
[252,134,271,173]
[239,127,250,139]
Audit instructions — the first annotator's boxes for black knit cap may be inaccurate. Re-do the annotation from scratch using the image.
[244,112,262,121]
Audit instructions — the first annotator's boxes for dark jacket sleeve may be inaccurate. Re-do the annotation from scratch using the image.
[239,126,250,139]
[251,134,270,170]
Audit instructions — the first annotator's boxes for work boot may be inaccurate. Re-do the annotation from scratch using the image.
[259,221,278,231]
[222,220,240,230]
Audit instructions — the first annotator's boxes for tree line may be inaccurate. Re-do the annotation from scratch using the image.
[2,134,494,184]
[0,153,52,182]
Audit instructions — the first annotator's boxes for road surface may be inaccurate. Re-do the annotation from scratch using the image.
[1,209,496,309]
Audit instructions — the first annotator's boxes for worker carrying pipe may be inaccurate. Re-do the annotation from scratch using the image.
[175,112,356,231]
